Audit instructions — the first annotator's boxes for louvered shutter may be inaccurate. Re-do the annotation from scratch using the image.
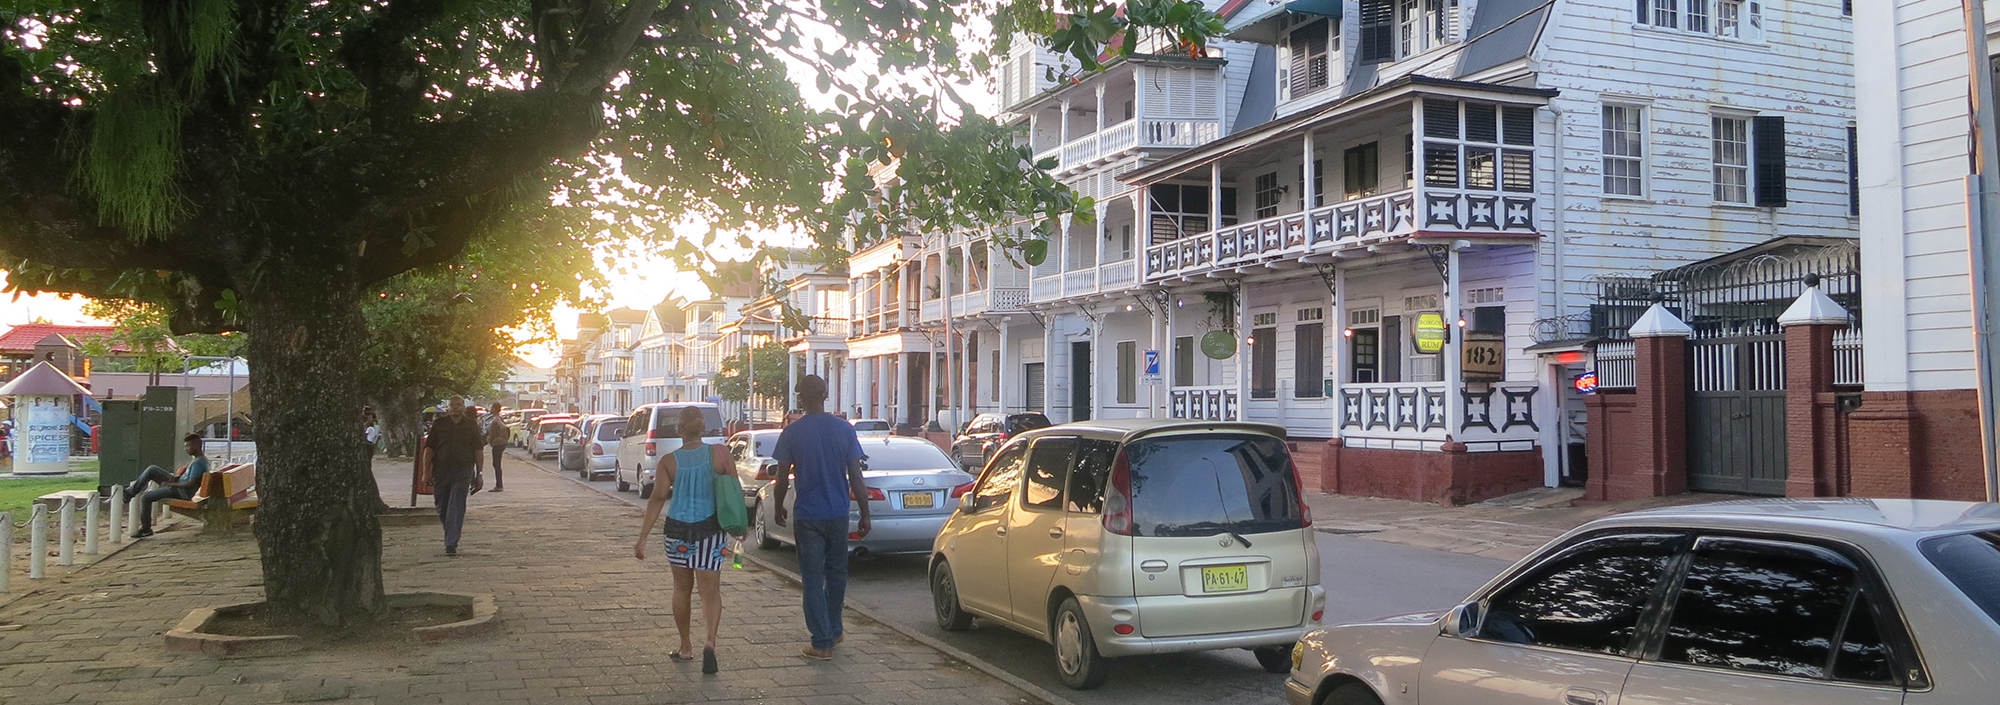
[1360,0,1396,63]
[1752,115,1786,208]
[1289,21,1329,97]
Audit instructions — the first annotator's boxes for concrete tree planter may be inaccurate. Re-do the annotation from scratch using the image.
[165,591,497,655]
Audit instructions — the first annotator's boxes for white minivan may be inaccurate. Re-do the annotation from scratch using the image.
[613,402,726,498]
[929,419,1322,689]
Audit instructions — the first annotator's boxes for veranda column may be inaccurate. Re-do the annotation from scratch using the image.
[999,320,1013,413]
[1779,284,1851,497]
[1045,322,1060,421]
[1444,244,1464,442]
[1235,279,1249,422]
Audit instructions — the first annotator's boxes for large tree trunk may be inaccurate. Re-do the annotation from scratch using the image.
[245,259,387,628]
[375,390,426,459]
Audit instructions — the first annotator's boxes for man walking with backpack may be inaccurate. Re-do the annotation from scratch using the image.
[770,375,871,661]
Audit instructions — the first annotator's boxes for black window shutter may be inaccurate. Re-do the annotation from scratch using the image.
[1289,25,1312,96]
[1752,115,1786,208]
[1846,124,1859,216]
[1360,0,1395,63]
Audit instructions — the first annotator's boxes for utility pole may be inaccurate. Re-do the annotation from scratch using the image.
[1964,0,2000,501]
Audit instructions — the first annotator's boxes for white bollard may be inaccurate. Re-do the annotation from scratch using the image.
[1,512,12,593]
[57,497,75,566]
[85,493,101,555]
[29,504,47,579]
[107,486,125,545]
[128,494,143,538]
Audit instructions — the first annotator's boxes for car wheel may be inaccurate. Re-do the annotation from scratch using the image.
[1052,597,1110,689]
[752,502,781,550]
[930,562,975,632]
[1253,644,1293,674]
[616,469,630,493]
[638,483,653,500]
[1320,682,1384,705]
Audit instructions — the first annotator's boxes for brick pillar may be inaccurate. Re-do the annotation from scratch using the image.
[1321,439,1344,495]
[1782,322,1840,497]
[1629,333,1690,499]
[1777,286,1853,497]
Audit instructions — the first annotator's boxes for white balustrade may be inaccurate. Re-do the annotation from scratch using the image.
[1169,386,1238,421]
[1100,259,1136,289]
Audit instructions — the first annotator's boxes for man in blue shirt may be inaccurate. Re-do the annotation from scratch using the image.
[124,433,211,538]
[772,374,871,661]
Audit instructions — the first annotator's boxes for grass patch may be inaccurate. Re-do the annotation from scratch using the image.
[0,476,98,517]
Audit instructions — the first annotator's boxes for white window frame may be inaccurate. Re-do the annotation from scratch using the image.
[1711,113,1751,205]
[1639,0,1760,42]
[1601,103,1649,200]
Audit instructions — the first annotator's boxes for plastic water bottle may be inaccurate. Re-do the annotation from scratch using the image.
[731,538,745,569]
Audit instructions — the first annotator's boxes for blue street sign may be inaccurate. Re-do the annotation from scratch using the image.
[1143,350,1160,376]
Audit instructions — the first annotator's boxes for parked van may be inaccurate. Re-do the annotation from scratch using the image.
[613,402,726,498]
[928,419,1321,689]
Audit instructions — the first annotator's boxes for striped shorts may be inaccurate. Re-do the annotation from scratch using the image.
[664,533,728,572]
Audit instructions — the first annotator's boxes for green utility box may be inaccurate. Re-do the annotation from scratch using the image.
[97,386,194,493]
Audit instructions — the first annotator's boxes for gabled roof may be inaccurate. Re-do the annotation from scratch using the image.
[0,361,91,396]
[0,324,121,354]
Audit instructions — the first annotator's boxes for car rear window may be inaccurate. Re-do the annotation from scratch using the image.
[859,442,953,471]
[1006,414,1052,434]
[538,420,572,433]
[1920,530,2000,626]
[852,420,890,432]
[595,421,625,441]
[650,406,725,436]
[1124,433,1302,537]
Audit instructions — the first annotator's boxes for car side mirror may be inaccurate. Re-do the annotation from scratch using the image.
[958,494,975,512]
[1443,602,1483,639]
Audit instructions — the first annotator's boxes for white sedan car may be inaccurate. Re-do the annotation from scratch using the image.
[1287,499,2000,705]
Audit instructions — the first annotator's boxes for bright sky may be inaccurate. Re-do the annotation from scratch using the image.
[0,289,102,327]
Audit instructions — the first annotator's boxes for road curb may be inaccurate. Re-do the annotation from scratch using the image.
[508,450,1082,705]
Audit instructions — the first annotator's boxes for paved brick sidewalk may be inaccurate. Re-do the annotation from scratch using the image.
[0,456,1045,705]
[1306,488,1731,563]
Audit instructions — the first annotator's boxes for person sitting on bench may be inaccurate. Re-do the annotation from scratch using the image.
[124,434,211,539]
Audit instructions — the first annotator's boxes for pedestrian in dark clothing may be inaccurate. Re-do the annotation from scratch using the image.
[771,374,871,661]
[484,404,511,492]
[125,434,210,538]
[424,397,485,556]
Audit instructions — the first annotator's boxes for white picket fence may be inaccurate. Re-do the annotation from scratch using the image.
[1,487,144,593]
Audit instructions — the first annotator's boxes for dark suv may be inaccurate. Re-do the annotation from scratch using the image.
[949,412,1051,470]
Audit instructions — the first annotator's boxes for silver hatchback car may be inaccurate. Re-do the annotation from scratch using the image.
[750,436,974,557]
[929,419,1322,690]
[1286,499,2000,705]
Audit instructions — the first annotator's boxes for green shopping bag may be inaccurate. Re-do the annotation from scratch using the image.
[714,472,749,538]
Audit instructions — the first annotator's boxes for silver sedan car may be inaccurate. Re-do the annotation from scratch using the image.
[750,436,973,557]
[1286,499,2000,705]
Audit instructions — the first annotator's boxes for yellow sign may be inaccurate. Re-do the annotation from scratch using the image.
[1463,334,1505,380]
[1413,312,1447,354]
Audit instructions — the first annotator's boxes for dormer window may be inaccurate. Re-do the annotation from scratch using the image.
[1288,19,1332,98]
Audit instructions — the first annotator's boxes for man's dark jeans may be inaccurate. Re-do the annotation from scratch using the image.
[488,445,506,489]
[128,465,191,530]
[434,476,472,549]
[794,518,850,650]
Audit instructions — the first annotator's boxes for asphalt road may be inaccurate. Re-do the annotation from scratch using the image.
[515,450,1511,705]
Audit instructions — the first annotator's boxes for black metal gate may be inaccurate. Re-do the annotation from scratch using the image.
[1688,322,1787,495]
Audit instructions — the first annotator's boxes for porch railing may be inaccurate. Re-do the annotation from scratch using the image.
[990,287,1030,311]
[1336,381,1543,447]
[1145,188,1420,280]
[1169,386,1237,421]
[1594,341,1636,390]
[1833,326,1863,388]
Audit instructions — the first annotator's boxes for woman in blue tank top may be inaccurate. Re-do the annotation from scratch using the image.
[634,406,734,673]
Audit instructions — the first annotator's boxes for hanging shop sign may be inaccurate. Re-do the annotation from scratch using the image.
[1413,312,1447,354]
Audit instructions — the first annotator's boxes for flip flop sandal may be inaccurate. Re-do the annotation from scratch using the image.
[702,648,718,674]
[669,650,697,662]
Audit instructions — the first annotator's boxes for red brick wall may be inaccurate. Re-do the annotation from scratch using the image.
[1846,389,1984,501]
[1784,324,1839,497]
[1319,440,1542,505]
[1289,438,1328,493]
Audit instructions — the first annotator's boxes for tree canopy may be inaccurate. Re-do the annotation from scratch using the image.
[0,0,1224,628]
[713,340,791,406]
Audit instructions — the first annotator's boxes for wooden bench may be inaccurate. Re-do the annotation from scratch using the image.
[163,463,258,532]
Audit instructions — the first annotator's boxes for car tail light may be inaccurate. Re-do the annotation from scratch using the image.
[1102,448,1134,536]
[1293,457,1312,528]
[849,532,864,540]
[644,440,656,454]
[1311,610,1324,622]
[865,487,886,502]
[590,443,603,456]
[1112,624,1134,635]
[949,482,975,498]
[755,464,774,481]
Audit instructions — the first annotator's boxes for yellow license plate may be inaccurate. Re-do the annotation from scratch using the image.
[902,492,934,509]
[1201,565,1249,593]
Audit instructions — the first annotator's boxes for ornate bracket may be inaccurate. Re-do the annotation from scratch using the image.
[1312,263,1338,298]
[1424,244,1450,281]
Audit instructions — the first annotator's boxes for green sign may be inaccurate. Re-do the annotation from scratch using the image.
[1413,312,1447,354]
